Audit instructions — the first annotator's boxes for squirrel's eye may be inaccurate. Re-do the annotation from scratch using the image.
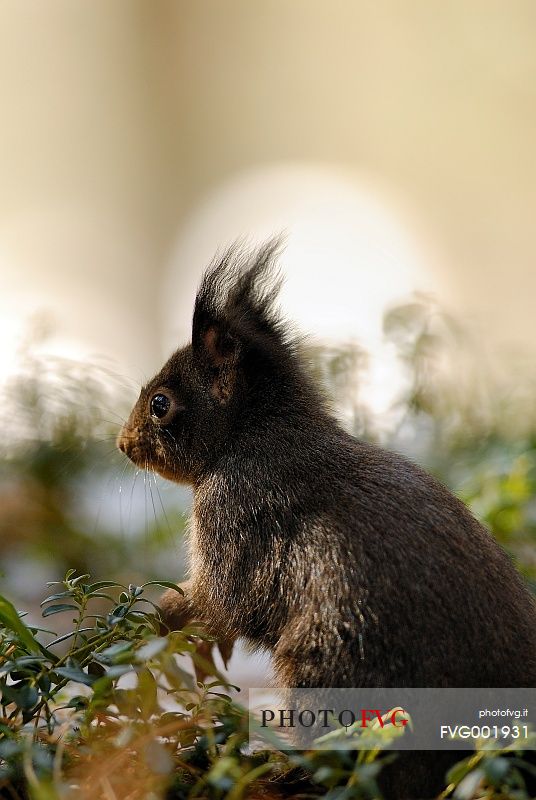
[150,393,172,421]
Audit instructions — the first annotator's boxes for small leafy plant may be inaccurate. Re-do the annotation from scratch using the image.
[0,571,249,799]
[1,573,536,799]
[441,737,536,800]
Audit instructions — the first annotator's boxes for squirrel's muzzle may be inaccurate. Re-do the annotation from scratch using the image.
[116,423,141,464]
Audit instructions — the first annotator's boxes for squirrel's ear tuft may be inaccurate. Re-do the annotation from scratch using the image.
[192,237,287,361]
[191,238,285,403]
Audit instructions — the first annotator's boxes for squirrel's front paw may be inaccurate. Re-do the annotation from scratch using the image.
[193,637,235,682]
[158,584,193,632]
[158,585,235,681]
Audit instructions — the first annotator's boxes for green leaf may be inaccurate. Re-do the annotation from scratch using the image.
[483,756,511,785]
[0,656,47,674]
[71,573,90,586]
[88,665,134,693]
[163,660,195,690]
[18,683,39,710]
[125,611,154,626]
[94,642,133,665]
[107,605,128,625]
[87,581,126,593]
[104,665,134,679]
[104,665,134,680]
[141,581,183,594]
[42,604,79,618]
[87,661,107,678]
[453,769,485,800]
[114,688,138,716]
[140,612,163,634]
[0,595,41,653]
[28,625,57,636]
[85,592,116,602]
[134,638,168,663]
[66,695,89,710]
[125,611,161,634]
[206,756,238,790]
[138,669,158,718]
[48,628,95,647]
[447,757,473,785]
[53,666,97,686]
[1,681,38,710]
[40,591,74,606]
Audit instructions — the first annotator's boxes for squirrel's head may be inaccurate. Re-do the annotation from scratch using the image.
[117,239,316,483]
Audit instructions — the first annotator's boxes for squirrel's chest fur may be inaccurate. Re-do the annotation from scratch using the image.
[189,473,305,644]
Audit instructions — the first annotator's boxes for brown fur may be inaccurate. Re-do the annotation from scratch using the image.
[118,241,536,798]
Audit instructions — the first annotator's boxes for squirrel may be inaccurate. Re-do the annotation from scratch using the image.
[118,240,536,798]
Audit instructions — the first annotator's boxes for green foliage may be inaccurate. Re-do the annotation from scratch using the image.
[0,573,398,800]
[1,574,535,800]
[0,571,237,799]
[442,739,536,800]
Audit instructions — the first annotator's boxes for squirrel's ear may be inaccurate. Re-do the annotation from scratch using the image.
[193,239,285,403]
[201,324,236,367]
[199,323,240,405]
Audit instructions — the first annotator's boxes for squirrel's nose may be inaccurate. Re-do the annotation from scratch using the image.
[116,428,129,455]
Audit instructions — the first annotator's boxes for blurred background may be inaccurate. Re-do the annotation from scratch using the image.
[1,1,535,686]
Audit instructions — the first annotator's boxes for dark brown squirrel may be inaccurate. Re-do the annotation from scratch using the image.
[118,240,536,798]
